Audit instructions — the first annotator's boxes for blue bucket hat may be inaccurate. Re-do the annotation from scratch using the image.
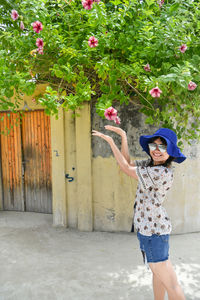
[140,128,186,164]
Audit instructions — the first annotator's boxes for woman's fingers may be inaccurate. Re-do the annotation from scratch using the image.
[105,125,124,135]
[92,130,100,133]
[92,130,111,142]
[105,125,116,130]
[92,130,104,137]
[92,132,100,137]
[92,130,101,134]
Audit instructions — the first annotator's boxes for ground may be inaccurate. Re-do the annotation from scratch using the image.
[0,211,200,300]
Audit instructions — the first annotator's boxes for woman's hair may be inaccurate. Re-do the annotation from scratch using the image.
[148,136,175,168]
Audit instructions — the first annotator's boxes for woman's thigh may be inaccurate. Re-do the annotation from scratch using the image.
[149,259,178,289]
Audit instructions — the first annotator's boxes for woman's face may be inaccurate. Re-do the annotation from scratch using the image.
[149,137,169,165]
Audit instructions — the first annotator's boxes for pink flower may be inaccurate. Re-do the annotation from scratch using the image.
[32,21,43,33]
[149,87,162,98]
[82,0,93,10]
[144,64,151,72]
[158,0,164,8]
[37,48,44,55]
[104,107,118,121]
[114,116,121,125]
[36,38,44,49]
[11,10,19,21]
[20,21,25,30]
[88,36,98,48]
[94,0,100,2]
[179,44,187,53]
[188,81,197,91]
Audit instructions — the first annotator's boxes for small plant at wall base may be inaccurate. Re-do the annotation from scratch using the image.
[0,0,200,147]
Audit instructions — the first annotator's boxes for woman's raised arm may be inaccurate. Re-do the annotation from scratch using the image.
[92,130,138,179]
[104,125,136,166]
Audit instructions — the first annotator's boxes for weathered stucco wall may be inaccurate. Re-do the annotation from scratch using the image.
[2,85,200,234]
[164,145,200,233]
[92,157,135,231]
[91,103,200,234]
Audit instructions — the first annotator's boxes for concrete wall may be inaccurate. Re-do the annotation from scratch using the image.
[54,103,93,231]
[165,145,200,233]
[91,103,200,234]
[2,85,200,234]
[60,99,200,234]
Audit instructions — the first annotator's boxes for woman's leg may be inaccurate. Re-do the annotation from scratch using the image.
[149,259,185,300]
[153,273,166,300]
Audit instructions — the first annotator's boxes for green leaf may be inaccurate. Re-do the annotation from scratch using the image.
[0,0,199,144]
[110,0,122,6]
[169,3,180,13]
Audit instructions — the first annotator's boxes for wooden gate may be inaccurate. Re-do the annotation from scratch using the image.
[0,110,52,213]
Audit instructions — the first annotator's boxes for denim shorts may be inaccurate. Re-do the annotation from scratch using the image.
[137,232,169,263]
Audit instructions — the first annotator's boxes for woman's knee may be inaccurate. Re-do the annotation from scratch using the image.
[150,261,185,299]
[149,260,178,286]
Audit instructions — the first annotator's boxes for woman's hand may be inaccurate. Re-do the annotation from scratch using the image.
[92,129,138,179]
[104,125,126,137]
[92,130,113,144]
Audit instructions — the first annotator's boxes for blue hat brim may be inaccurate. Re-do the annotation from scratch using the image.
[140,134,186,164]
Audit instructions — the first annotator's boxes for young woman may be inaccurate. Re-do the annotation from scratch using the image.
[92,126,186,300]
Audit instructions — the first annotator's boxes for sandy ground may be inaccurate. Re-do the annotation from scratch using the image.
[0,211,200,300]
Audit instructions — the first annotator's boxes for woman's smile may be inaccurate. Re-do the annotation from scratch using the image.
[149,138,169,165]
[152,152,162,157]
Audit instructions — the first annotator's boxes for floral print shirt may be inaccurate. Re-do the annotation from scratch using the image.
[134,159,174,236]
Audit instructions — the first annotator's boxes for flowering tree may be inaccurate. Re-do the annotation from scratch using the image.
[0,0,200,146]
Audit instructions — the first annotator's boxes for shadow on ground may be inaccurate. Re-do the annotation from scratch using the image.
[0,211,199,300]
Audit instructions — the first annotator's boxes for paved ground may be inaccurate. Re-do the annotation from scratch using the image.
[0,211,200,300]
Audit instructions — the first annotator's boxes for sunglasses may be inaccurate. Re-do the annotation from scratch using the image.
[148,143,167,153]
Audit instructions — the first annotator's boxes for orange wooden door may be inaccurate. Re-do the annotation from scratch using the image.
[0,112,24,211]
[0,110,52,213]
[21,110,52,213]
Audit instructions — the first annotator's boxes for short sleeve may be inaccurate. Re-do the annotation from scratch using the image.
[135,159,151,167]
[136,165,173,194]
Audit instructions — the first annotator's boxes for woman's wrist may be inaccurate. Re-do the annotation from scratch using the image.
[121,130,127,138]
[108,136,114,144]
